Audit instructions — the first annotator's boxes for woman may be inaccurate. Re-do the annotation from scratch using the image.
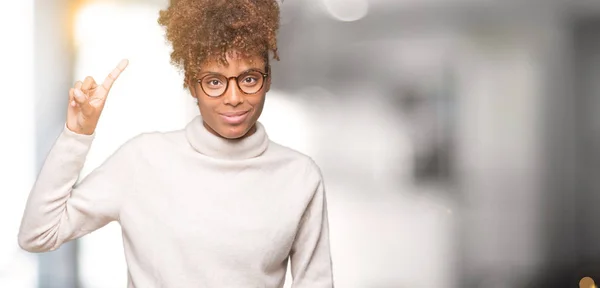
[17,0,334,287]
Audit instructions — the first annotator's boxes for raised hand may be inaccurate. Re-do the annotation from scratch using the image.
[67,59,129,135]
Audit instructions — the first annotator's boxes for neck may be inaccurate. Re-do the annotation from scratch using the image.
[202,121,257,140]
[185,115,269,160]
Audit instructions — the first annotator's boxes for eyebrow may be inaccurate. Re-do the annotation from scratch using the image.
[197,67,266,77]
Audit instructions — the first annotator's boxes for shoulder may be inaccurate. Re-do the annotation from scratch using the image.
[266,142,329,210]
[127,128,187,146]
[117,129,188,155]
[267,140,324,183]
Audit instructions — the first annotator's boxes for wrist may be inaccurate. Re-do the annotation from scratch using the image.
[66,123,95,135]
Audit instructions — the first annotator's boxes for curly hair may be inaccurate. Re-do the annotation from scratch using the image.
[158,0,281,88]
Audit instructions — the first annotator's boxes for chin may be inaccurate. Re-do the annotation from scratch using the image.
[217,124,253,140]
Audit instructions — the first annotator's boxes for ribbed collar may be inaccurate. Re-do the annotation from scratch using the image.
[185,116,269,160]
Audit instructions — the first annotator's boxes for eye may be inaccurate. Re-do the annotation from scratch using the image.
[242,76,258,84]
[202,77,224,88]
[239,72,263,87]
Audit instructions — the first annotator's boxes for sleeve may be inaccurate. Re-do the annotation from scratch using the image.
[17,124,138,253]
[289,165,334,288]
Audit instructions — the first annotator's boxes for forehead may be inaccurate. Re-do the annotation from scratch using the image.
[201,51,266,73]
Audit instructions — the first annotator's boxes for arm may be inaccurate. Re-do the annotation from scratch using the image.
[17,125,137,252]
[290,167,334,287]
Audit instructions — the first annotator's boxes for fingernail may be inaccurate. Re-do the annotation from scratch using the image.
[71,100,76,107]
[74,89,82,97]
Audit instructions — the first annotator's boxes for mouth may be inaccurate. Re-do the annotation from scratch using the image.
[219,110,250,125]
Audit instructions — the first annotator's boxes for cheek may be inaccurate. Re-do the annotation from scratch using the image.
[249,95,266,118]
[249,93,266,109]
[196,98,218,116]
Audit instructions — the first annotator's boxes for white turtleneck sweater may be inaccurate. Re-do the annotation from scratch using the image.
[18,116,333,288]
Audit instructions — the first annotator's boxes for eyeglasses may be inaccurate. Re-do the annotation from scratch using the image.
[196,69,269,98]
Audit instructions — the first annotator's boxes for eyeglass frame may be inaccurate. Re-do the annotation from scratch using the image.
[194,67,270,98]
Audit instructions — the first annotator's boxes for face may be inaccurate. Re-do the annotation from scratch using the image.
[189,52,270,139]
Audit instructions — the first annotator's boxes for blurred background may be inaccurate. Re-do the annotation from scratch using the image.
[2,0,600,287]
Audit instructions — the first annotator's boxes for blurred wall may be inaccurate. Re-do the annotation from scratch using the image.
[33,0,78,287]
[0,1,37,287]
[574,18,600,262]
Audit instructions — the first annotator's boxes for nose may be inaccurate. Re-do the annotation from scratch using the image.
[223,78,244,106]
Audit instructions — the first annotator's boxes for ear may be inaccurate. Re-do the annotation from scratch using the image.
[265,65,272,93]
[265,75,271,93]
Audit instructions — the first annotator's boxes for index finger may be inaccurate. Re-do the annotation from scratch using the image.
[101,59,129,91]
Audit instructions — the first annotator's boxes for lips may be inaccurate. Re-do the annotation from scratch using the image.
[219,110,250,125]
[220,111,249,117]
